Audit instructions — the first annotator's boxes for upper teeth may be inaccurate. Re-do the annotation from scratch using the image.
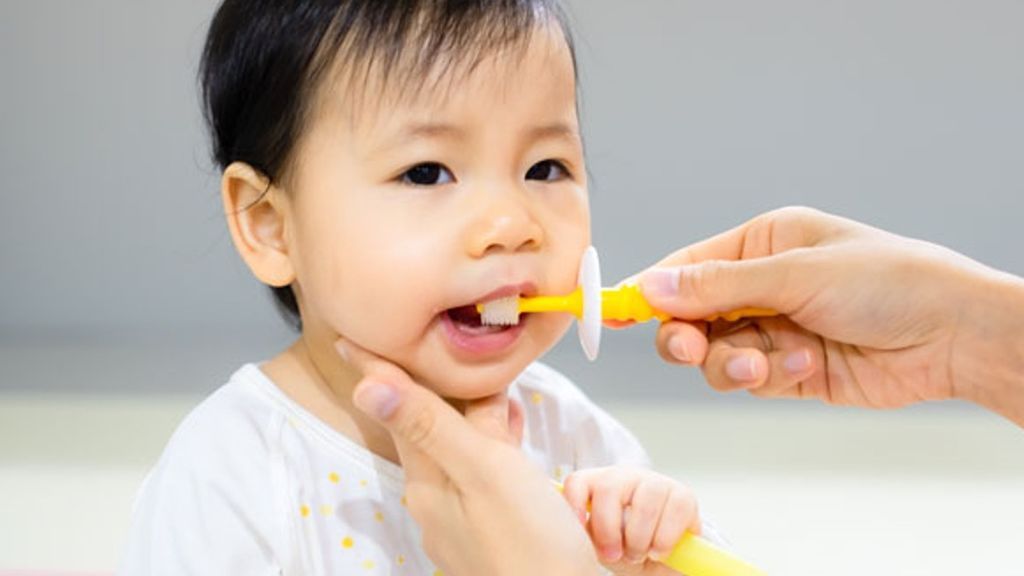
[479,296,521,326]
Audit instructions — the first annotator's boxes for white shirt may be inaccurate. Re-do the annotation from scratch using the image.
[118,362,651,575]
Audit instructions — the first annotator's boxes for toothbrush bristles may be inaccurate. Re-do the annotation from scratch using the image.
[479,296,521,326]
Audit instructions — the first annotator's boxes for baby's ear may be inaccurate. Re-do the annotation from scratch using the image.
[221,162,295,288]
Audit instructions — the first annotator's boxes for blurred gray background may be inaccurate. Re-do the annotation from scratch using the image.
[3,3,1024,573]
[2,0,1022,402]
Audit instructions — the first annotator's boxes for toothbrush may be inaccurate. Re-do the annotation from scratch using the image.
[477,246,776,360]
[553,481,767,576]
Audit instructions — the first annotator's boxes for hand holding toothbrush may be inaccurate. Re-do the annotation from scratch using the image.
[337,338,603,576]
[340,337,765,576]
[634,206,1024,426]
[562,466,701,576]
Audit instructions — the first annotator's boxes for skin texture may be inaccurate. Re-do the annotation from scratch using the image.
[632,206,1024,427]
[337,205,1024,575]
[563,466,700,575]
[222,25,589,461]
[340,338,602,576]
[222,22,697,574]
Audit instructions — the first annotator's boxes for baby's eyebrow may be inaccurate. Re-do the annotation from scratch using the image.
[368,122,464,155]
[395,121,577,141]
[402,122,465,140]
[387,122,465,145]
[526,122,580,143]
[372,120,580,155]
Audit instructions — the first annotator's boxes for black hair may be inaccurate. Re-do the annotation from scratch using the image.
[200,0,575,330]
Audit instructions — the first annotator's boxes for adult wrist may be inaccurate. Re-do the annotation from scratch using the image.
[954,267,1024,426]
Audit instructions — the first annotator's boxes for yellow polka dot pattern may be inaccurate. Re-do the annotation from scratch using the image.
[303,479,430,571]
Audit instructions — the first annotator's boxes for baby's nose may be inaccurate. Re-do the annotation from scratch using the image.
[464,191,544,257]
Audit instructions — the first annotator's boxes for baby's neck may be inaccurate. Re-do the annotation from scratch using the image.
[261,337,401,464]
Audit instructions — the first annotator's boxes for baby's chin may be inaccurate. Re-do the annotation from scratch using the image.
[410,361,531,401]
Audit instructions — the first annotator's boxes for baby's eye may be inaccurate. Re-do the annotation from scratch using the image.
[525,160,570,182]
[402,163,455,186]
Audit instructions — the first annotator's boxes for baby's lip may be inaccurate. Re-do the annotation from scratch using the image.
[437,282,540,321]
[471,282,539,306]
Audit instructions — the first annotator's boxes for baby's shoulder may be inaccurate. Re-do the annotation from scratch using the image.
[156,364,282,477]
[120,365,295,572]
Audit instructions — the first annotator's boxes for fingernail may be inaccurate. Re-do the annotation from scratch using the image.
[601,546,622,562]
[353,380,400,421]
[784,349,813,374]
[668,334,693,363]
[726,355,758,382]
[640,267,681,299]
[648,550,666,562]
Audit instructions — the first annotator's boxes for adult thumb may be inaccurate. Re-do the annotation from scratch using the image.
[638,252,806,320]
[338,338,483,483]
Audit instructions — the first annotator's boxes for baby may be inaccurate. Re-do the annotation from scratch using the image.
[119,1,704,574]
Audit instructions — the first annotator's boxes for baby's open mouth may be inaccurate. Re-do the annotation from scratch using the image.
[444,305,525,334]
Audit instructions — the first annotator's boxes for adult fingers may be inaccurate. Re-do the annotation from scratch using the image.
[339,338,490,487]
[640,250,814,321]
[702,340,770,392]
[699,319,825,396]
[654,321,710,366]
[634,207,857,321]
[647,206,837,269]
[751,346,822,399]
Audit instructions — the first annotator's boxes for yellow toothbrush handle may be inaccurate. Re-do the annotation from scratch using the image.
[600,285,777,324]
[663,532,767,576]
[705,307,778,323]
[601,285,671,322]
[519,290,584,318]
[514,287,777,324]
[553,482,766,576]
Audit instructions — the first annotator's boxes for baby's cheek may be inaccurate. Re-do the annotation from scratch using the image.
[340,309,426,362]
[310,273,437,371]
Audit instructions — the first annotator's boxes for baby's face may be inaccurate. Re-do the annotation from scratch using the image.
[287,25,589,399]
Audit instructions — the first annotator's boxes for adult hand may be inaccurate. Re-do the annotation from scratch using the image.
[633,207,1024,426]
[335,339,601,576]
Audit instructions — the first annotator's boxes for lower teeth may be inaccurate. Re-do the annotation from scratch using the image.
[454,321,507,334]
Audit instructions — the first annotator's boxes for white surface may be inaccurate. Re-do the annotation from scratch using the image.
[1,395,1023,575]
[579,245,602,361]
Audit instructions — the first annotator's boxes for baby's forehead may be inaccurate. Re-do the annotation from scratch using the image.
[309,22,577,136]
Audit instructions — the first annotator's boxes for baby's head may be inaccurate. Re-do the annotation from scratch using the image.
[202,0,589,399]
